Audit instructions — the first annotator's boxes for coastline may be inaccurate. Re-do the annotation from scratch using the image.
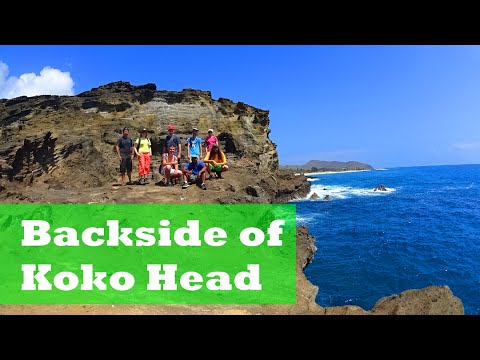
[298,169,373,176]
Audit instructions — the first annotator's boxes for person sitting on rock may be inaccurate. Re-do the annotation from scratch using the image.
[204,143,228,179]
[182,156,207,190]
[161,144,183,186]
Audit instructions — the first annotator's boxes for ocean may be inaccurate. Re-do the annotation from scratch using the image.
[294,164,480,315]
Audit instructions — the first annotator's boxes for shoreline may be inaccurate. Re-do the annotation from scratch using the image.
[297,169,373,176]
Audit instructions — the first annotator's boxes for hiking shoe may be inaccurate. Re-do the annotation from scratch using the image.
[201,183,207,190]
[217,172,223,179]
[182,182,190,189]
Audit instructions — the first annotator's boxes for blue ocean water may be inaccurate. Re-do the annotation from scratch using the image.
[294,164,480,315]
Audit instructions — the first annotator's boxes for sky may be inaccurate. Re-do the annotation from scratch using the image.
[1,45,480,168]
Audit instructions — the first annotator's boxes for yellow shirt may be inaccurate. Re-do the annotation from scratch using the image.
[204,151,226,164]
[135,138,151,153]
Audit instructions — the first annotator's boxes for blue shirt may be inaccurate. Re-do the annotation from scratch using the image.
[185,161,205,175]
[186,136,203,157]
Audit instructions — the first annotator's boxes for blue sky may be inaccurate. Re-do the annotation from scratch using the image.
[1,45,480,168]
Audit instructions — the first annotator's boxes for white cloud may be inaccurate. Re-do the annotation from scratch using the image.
[452,142,480,151]
[0,61,74,99]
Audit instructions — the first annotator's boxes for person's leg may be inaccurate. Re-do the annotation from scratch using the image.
[200,171,207,190]
[138,153,144,183]
[139,153,145,176]
[182,168,189,187]
[145,154,151,183]
[120,158,127,185]
[182,174,190,188]
[172,169,182,184]
[207,164,214,179]
[217,164,228,179]
[127,158,133,184]
[164,165,172,185]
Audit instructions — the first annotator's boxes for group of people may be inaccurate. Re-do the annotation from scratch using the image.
[115,125,229,190]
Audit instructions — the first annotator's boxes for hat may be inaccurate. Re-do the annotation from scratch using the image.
[168,125,175,130]
[192,127,199,131]
[191,156,198,159]
[140,128,147,132]
[207,128,214,133]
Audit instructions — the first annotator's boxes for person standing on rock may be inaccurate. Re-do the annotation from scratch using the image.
[115,127,134,186]
[203,128,218,152]
[134,128,152,185]
[204,143,228,179]
[185,127,203,163]
[163,124,182,165]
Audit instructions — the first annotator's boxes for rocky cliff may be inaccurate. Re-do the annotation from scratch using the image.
[0,81,277,186]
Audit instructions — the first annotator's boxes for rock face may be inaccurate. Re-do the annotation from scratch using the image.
[0,81,277,186]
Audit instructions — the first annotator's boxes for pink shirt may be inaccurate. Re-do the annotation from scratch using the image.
[204,135,218,151]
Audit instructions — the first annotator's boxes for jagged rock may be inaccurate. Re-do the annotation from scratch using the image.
[374,184,387,191]
[310,192,319,199]
[246,185,265,198]
[370,285,464,315]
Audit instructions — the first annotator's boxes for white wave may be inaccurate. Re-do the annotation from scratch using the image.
[440,183,476,191]
[375,168,389,171]
[305,183,396,200]
[296,215,314,224]
[307,178,317,182]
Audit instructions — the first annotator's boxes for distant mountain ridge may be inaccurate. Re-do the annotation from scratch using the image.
[281,160,374,171]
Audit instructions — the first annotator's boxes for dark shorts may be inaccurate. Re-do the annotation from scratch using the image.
[188,174,200,184]
[120,157,133,174]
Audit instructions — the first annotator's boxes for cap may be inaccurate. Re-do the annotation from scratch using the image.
[191,156,198,159]
[140,128,147,132]
[207,128,214,133]
[168,125,175,130]
[192,127,199,131]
